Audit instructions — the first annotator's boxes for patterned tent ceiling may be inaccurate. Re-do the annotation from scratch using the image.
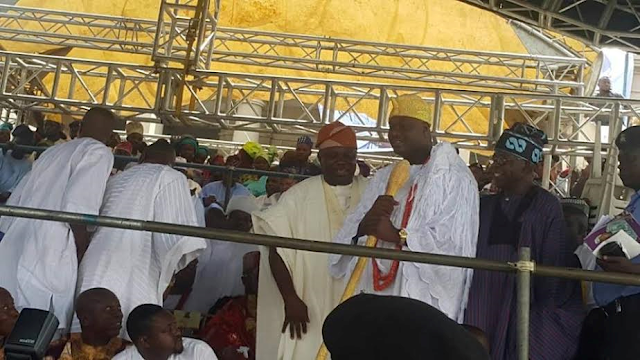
[458,0,640,52]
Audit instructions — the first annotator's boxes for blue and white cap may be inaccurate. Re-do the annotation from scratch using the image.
[297,135,313,146]
[495,123,548,164]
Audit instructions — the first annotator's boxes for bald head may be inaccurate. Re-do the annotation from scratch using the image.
[77,288,118,317]
[79,107,117,144]
[598,76,612,93]
[0,287,13,307]
[141,139,176,166]
[76,288,123,341]
[0,287,18,337]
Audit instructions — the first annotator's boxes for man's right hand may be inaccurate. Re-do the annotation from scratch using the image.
[357,195,398,237]
[282,295,309,339]
[203,196,217,207]
[0,192,11,203]
[226,156,241,167]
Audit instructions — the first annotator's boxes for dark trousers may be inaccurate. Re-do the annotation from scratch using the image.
[574,294,640,360]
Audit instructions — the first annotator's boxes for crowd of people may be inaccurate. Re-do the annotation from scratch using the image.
[0,93,638,360]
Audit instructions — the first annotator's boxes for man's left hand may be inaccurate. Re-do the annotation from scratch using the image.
[597,256,640,275]
[374,218,402,245]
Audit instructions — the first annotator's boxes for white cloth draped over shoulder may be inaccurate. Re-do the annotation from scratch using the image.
[192,195,206,227]
[112,338,217,360]
[252,175,366,360]
[329,142,479,322]
[180,196,259,313]
[0,138,113,331]
[74,163,207,339]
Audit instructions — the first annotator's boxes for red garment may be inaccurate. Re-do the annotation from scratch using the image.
[199,296,256,359]
[203,155,226,184]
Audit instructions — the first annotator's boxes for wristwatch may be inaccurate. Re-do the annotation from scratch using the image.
[399,228,408,245]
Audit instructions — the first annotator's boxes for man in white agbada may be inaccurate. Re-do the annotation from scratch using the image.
[255,175,282,211]
[0,107,116,333]
[330,94,479,322]
[74,140,206,339]
[113,304,217,360]
[179,195,259,313]
[252,122,366,360]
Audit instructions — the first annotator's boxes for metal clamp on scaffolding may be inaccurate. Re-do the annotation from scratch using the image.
[509,257,536,273]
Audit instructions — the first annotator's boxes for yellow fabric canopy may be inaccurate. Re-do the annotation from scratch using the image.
[7,0,578,137]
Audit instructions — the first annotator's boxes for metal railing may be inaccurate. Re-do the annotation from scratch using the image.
[0,50,632,150]
[0,204,639,360]
[0,143,310,180]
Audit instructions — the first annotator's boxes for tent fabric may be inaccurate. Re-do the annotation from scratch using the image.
[6,0,581,135]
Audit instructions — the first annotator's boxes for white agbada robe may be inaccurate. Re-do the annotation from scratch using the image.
[252,175,366,360]
[73,163,207,338]
[180,239,258,313]
[192,195,206,227]
[255,193,280,211]
[181,196,260,313]
[330,142,479,322]
[112,338,217,360]
[0,138,113,331]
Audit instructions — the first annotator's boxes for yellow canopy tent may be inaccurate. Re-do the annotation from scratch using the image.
[4,0,585,139]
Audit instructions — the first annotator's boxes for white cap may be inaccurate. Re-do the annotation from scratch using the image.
[226,195,259,215]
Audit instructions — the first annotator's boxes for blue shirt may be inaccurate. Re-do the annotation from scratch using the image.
[200,181,251,209]
[0,150,31,193]
[593,190,640,306]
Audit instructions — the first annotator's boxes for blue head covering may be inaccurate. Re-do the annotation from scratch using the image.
[297,135,313,147]
[196,146,209,157]
[0,123,13,132]
[495,123,548,164]
[177,136,198,150]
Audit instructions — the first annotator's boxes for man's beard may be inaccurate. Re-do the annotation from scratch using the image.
[173,339,185,354]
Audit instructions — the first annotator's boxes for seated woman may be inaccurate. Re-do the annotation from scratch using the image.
[244,154,272,197]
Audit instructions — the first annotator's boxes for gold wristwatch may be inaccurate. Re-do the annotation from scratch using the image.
[399,228,408,245]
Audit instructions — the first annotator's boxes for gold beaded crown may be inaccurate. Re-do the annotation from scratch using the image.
[389,94,433,124]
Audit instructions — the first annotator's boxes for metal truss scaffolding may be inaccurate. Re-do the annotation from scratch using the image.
[459,0,640,52]
[0,5,587,93]
[152,0,220,70]
[0,51,635,155]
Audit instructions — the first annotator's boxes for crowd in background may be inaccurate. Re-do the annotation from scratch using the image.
[0,112,380,360]
[0,96,639,360]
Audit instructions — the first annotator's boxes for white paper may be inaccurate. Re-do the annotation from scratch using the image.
[591,215,614,234]
[593,230,640,259]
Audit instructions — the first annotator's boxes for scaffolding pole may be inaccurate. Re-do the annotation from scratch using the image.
[1,205,639,287]
[517,247,532,360]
